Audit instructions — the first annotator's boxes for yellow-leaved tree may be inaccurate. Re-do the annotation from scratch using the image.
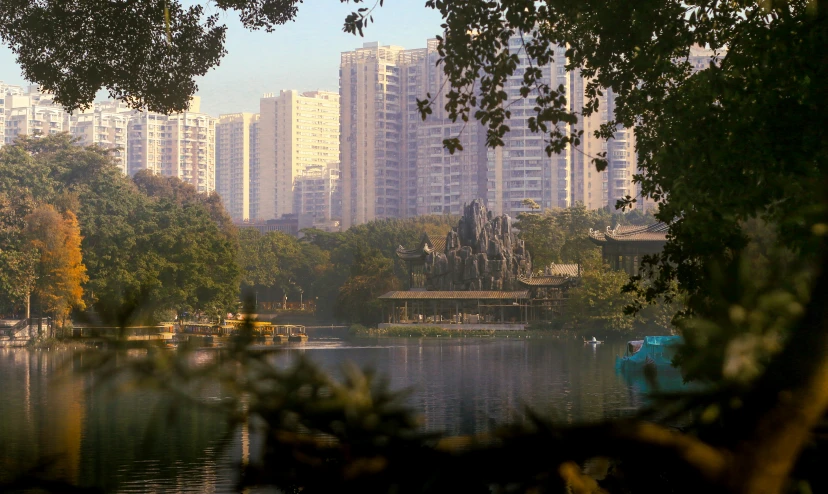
[24,205,87,336]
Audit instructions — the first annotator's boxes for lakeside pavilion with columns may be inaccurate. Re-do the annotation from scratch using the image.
[587,223,669,275]
[381,233,580,328]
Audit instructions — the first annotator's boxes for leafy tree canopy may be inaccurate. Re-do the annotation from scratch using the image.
[0,0,374,113]
[0,134,239,325]
[24,204,88,330]
[515,203,655,269]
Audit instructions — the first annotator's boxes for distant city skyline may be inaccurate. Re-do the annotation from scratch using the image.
[0,3,444,116]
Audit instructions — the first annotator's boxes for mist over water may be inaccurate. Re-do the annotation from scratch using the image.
[0,330,684,492]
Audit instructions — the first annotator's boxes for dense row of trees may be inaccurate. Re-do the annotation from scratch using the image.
[513,203,671,333]
[0,136,459,328]
[0,135,239,327]
[0,133,671,332]
[238,215,456,325]
[515,200,655,269]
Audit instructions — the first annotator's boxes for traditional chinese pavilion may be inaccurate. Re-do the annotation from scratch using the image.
[517,263,581,320]
[380,200,579,328]
[587,223,669,275]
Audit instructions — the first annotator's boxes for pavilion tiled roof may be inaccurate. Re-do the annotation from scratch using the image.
[378,291,529,300]
[517,276,573,287]
[427,235,446,254]
[544,263,581,277]
[396,233,447,260]
[588,223,669,244]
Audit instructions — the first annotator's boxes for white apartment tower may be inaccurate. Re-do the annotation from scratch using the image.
[569,71,612,211]
[340,42,408,227]
[256,90,339,221]
[293,163,341,221]
[3,86,70,146]
[70,101,131,174]
[486,38,565,216]
[216,113,258,221]
[340,41,492,225]
[0,83,26,146]
[413,40,488,216]
[486,36,640,216]
[249,116,261,220]
[127,97,217,193]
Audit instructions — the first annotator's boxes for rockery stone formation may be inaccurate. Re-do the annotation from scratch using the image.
[424,200,531,290]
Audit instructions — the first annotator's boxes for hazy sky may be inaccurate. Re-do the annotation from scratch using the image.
[0,2,444,116]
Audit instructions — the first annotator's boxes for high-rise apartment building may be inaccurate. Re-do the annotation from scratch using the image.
[399,46,428,218]
[416,120,487,216]
[689,44,721,73]
[70,101,131,174]
[340,42,408,227]
[248,116,261,220]
[484,36,642,216]
[411,40,488,216]
[3,86,70,146]
[1,86,131,173]
[255,90,339,221]
[0,83,25,146]
[216,113,258,221]
[293,163,341,221]
[127,97,217,193]
[340,41,502,225]
[485,38,564,215]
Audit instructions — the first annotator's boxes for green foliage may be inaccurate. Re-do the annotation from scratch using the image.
[238,228,288,288]
[516,203,654,270]
[298,216,455,322]
[0,1,291,113]
[675,248,812,384]
[237,227,331,312]
[0,135,239,325]
[334,246,399,326]
[0,192,37,312]
[424,0,826,327]
[564,251,636,333]
[2,2,826,492]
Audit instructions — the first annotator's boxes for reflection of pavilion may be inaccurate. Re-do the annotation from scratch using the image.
[588,223,668,275]
[378,290,530,327]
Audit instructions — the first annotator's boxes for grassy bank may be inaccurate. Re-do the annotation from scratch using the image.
[347,324,660,342]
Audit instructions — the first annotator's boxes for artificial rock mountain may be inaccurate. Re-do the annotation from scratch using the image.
[424,200,531,291]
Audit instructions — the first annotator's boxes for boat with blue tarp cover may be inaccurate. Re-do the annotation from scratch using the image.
[616,335,683,370]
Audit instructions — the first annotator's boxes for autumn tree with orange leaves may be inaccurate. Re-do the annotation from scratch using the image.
[24,204,87,335]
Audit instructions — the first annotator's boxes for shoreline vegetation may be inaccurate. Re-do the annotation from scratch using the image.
[347,324,661,341]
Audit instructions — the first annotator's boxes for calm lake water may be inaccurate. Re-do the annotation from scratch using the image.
[0,330,684,492]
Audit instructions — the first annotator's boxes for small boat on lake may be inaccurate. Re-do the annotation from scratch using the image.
[273,324,307,343]
[288,326,308,342]
[584,336,603,345]
[616,336,682,370]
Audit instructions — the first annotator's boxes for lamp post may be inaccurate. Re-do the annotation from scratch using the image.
[299,287,304,310]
